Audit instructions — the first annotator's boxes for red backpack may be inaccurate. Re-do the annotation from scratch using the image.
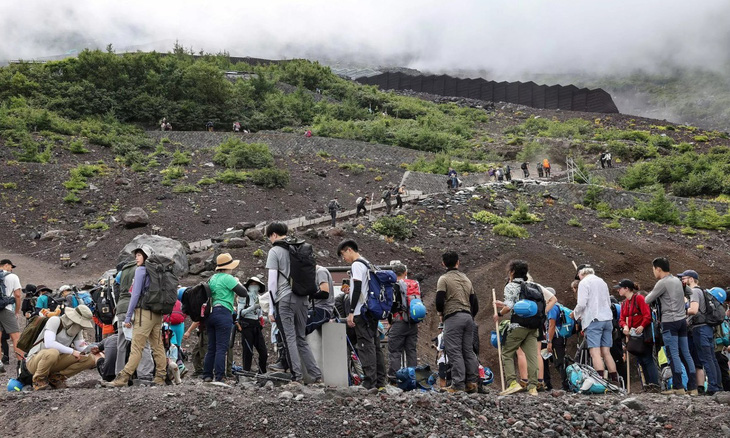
[163,300,186,325]
[393,279,421,322]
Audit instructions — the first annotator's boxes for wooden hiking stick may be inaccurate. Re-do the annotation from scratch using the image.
[493,288,506,391]
[572,260,578,270]
[626,317,631,393]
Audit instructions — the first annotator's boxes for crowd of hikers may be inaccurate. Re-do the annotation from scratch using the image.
[2,235,730,396]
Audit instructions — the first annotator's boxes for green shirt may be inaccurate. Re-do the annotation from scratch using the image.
[208,273,238,314]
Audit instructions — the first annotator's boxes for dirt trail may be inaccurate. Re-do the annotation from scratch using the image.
[0,246,98,289]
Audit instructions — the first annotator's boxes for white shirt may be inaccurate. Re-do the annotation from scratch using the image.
[27,316,87,360]
[351,258,369,316]
[573,274,613,326]
[2,270,21,312]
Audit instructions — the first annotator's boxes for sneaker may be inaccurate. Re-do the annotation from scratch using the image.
[153,377,167,386]
[536,382,546,392]
[0,363,6,374]
[203,377,213,383]
[465,382,478,394]
[179,366,188,379]
[687,389,698,396]
[528,387,538,396]
[48,374,68,389]
[1,355,8,365]
[269,361,287,372]
[192,370,203,377]
[499,380,526,396]
[443,386,463,393]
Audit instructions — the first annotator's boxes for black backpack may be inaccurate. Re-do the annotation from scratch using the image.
[141,255,179,315]
[698,289,726,327]
[94,281,116,325]
[327,200,338,211]
[180,282,212,322]
[382,190,391,200]
[510,281,546,329]
[520,162,527,170]
[273,238,318,297]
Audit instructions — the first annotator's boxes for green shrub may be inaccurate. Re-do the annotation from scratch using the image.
[372,215,414,239]
[1,182,17,189]
[493,222,529,238]
[63,192,81,203]
[69,139,89,154]
[693,135,709,142]
[583,185,603,208]
[680,226,697,236]
[83,221,109,231]
[604,219,621,229]
[161,166,185,180]
[253,249,265,258]
[472,210,508,224]
[338,162,366,173]
[173,184,201,193]
[197,177,217,186]
[508,202,542,224]
[171,149,192,166]
[216,169,249,184]
[213,138,274,169]
[250,168,290,188]
[629,188,681,225]
[410,246,424,254]
[316,150,330,157]
[573,203,585,210]
[567,217,582,227]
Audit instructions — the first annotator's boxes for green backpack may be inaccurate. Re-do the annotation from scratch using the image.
[141,255,179,315]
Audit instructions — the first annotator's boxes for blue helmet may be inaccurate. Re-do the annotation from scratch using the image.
[409,298,427,322]
[513,299,538,317]
[177,287,187,301]
[482,367,494,385]
[708,287,727,304]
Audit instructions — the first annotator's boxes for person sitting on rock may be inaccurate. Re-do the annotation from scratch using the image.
[25,305,100,390]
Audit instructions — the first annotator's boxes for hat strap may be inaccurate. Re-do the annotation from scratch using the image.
[218,259,234,268]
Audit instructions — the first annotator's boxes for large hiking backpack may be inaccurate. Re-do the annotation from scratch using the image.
[556,304,576,338]
[609,297,622,340]
[327,200,338,212]
[698,289,726,326]
[117,262,137,302]
[180,282,212,323]
[16,316,60,354]
[567,363,610,394]
[93,282,116,325]
[273,238,318,298]
[392,279,421,322]
[355,259,397,320]
[382,190,391,200]
[715,319,730,347]
[141,255,179,315]
[74,290,95,312]
[510,282,546,329]
[0,271,14,309]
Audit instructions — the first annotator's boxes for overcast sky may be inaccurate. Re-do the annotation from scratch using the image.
[2,0,729,78]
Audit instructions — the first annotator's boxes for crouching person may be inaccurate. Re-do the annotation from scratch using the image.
[26,305,99,390]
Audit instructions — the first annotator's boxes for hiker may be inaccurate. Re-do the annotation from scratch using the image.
[680,270,723,394]
[26,305,100,389]
[542,158,551,177]
[164,122,172,131]
[355,195,369,218]
[266,222,323,384]
[523,284,558,391]
[0,259,24,368]
[94,333,119,382]
[434,322,449,388]
[395,185,406,210]
[494,261,547,395]
[521,162,530,178]
[339,239,386,389]
[206,121,214,132]
[233,121,241,132]
[327,197,341,227]
[545,298,572,390]
[488,168,495,181]
[645,257,697,395]
[504,164,512,181]
[605,152,612,168]
[388,263,421,382]
[571,264,620,385]
[161,324,183,384]
[436,251,479,393]
[447,167,458,190]
[306,266,334,335]
[59,285,76,308]
[108,245,168,387]
[599,152,606,168]
[21,284,37,320]
[305,130,312,137]
[382,187,393,215]
[34,285,55,316]
[236,277,267,373]
[615,279,660,390]
[537,163,544,178]
[183,320,206,377]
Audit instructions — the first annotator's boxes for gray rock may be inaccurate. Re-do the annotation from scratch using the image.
[122,207,149,228]
[223,238,248,248]
[620,397,646,411]
[244,228,264,241]
[221,229,244,240]
[235,222,256,231]
[294,394,304,401]
[40,229,72,241]
[188,262,206,275]
[117,234,189,277]
[279,391,294,400]
[593,413,605,425]
[715,392,730,405]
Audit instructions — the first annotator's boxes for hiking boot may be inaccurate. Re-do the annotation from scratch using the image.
[179,365,188,379]
[108,371,132,388]
[203,377,213,383]
[269,361,287,372]
[528,387,538,396]
[153,377,167,386]
[536,381,546,392]
[499,380,526,396]
[687,389,698,396]
[33,376,51,391]
[48,374,68,389]
[437,377,447,389]
[443,386,464,393]
[0,362,5,374]
[465,382,478,394]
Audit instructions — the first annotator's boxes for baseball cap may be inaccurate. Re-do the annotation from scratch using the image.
[0,259,16,269]
[676,270,699,280]
[575,263,590,280]
[613,279,636,290]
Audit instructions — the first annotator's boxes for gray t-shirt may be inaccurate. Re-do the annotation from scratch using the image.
[314,267,335,313]
[645,275,687,323]
[266,245,292,302]
[687,286,706,327]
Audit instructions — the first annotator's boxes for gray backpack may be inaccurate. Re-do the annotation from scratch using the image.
[141,255,178,315]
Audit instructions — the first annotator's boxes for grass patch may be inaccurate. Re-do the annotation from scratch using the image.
[493,222,529,238]
[567,217,582,227]
[173,184,202,193]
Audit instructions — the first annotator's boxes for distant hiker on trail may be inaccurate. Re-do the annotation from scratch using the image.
[504,164,512,181]
[436,251,479,393]
[327,197,341,227]
[355,195,369,218]
[382,187,393,215]
[495,167,504,182]
[488,168,495,181]
[599,152,606,168]
[395,185,406,210]
[542,158,551,178]
[537,162,544,178]
[233,121,241,132]
[605,152,613,168]
[305,130,312,137]
[447,167,458,190]
[521,162,530,178]
[205,121,214,132]
[164,122,172,131]
[159,117,167,131]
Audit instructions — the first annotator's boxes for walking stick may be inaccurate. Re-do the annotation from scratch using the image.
[626,317,630,393]
[492,288,506,391]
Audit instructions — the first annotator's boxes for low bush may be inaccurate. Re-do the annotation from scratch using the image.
[567,217,582,227]
[338,162,366,173]
[249,168,290,188]
[372,215,414,239]
[216,169,249,184]
[507,202,542,224]
[171,149,192,166]
[197,177,217,186]
[493,222,529,238]
[472,210,508,225]
[173,184,201,193]
[69,139,89,154]
[628,188,681,225]
[213,138,274,169]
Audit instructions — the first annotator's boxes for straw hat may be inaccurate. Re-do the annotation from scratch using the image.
[215,253,240,271]
[62,305,94,329]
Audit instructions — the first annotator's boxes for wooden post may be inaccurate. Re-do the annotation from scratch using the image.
[368,193,374,221]
[626,317,630,393]
[492,288,506,392]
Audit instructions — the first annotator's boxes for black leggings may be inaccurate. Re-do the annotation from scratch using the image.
[240,320,268,373]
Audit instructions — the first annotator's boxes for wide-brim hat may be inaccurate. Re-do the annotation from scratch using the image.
[36,284,52,293]
[244,276,265,289]
[215,253,240,271]
[64,305,94,329]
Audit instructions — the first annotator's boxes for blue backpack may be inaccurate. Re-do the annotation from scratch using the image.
[556,304,576,338]
[567,363,608,394]
[716,319,730,347]
[74,291,95,312]
[355,259,396,320]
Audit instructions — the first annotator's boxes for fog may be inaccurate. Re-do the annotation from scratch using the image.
[2,0,729,79]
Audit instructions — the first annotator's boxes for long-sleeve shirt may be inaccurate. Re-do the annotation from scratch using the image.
[125,266,150,324]
[573,274,613,327]
[619,293,652,330]
[435,269,478,319]
[27,316,87,359]
[645,274,686,323]
[237,289,261,321]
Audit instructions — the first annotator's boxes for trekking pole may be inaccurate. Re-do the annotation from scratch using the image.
[369,192,374,221]
[626,317,630,393]
[492,288,506,392]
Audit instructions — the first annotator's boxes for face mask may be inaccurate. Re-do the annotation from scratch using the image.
[248,284,260,294]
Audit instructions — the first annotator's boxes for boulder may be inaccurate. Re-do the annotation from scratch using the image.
[234,222,256,231]
[40,229,73,241]
[221,229,244,240]
[118,234,189,277]
[326,228,344,237]
[123,207,149,228]
[244,228,264,241]
[223,238,248,248]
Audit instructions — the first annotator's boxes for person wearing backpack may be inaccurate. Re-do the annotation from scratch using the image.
[615,279,660,390]
[382,187,393,215]
[436,251,479,393]
[504,164,512,181]
[355,195,369,218]
[520,162,529,178]
[645,257,697,395]
[34,285,53,316]
[680,270,723,395]
[338,239,387,390]
[0,259,24,368]
[542,158,551,177]
[387,263,421,382]
[306,266,335,335]
[266,222,323,384]
[446,167,458,190]
[395,185,406,210]
[236,277,268,373]
[545,299,573,391]
[327,197,341,227]
[571,264,620,385]
[109,245,168,387]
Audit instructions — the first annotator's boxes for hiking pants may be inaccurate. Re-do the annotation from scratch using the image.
[502,325,539,389]
[356,204,367,218]
[387,320,418,378]
[632,343,660,386]
[661,319,697,391]
[384,198,392,215]
[276,293,322,381]
[27,349,95,379]
[522,169,529,178]
[330,210,337,227]
[395,195,403,209]
[192,326,207,373]
[121,309,166,381]
[692,325,723,392]
[306,307,331,335]
[354,314,386,389]
[115,320,154,378]
[203,306,233,381]
[550,336,569,390]
[443,312,478,390]
[715,351,730,391]
[240,319,268,373]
